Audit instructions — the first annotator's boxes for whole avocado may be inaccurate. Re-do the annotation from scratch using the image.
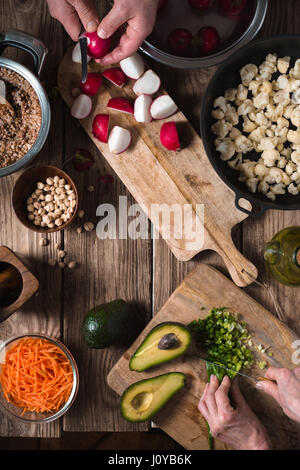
[81,299,130,349]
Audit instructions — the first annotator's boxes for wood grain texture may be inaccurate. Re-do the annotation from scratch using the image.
[108,264,300,450]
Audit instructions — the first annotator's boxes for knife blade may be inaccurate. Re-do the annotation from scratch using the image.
[201,358,275,383]
[79,30,88,84]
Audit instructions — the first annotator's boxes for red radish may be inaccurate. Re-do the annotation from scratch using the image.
[160,122,180,151]
[218,0,247,16]
[108,126,131,154]
[107,97,134,115]
[134,94,153,123]
[72,42,92,64]
[102,68,126,87]
[84,32,111,59]
[73,149,94,172]
[150,95,178,120]
[92,114,110,143]
[71,94,93,119]
[157,0,168,15]
[80,72,102,96]
[189,0,214,9]
[133,70,161,96]
[120,53,145,79]
[71,87,80,98]
[196,26,220,55]
[167,28,193,56]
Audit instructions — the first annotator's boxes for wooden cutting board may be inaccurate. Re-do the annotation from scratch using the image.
[107,264,300,450]
[58,49,257,287]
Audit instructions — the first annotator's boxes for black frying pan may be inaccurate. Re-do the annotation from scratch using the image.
[201,34,300,216]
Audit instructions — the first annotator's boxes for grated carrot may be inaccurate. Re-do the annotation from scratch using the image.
[0,338,73,415]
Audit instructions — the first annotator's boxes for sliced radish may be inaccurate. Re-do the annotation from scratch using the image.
[71,94,93,120]
[119,53,144,80]
[160,122,180,151]
[102,68,126,88]
[150,95,178,120]
[92,114,110,143]
[107,97,133,115]
[108,126,131,154]
[72,42,92,64]
[133,70,161,96]
[84,32,111,59]
[80,72,102,96]
[134,94,153,123]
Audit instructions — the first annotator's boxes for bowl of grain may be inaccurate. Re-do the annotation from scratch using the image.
[12,165,79,233]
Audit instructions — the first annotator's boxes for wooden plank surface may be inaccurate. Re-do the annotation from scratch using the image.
[108,264,300,450]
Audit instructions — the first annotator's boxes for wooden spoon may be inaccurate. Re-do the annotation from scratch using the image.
[0,79,14,113]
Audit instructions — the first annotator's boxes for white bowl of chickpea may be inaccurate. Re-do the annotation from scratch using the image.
[12,165,79,233]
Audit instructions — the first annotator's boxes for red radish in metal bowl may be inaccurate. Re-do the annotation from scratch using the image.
[133,70,161,96]
[80,72,102,96]
[218,0,247,17]
[84,32,111,59]
[102,68,126,87]
[92,114,110,143]
[120,53,145,79]
[134,95,153,123]
[189,0,214,9]
[150,95,178,120]
[71,94,93,119]
[196,26,220,55]
[160,122,180,151]
[167,28,193,57]
[108,126,131,154]
[107,97,134,115]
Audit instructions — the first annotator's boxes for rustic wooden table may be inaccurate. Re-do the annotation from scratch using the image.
[0,0,299,450]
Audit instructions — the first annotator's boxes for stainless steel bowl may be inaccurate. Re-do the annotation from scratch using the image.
[140,0,268,69]
[0,30,51,177]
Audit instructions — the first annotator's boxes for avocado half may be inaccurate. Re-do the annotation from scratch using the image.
[121,372,186,422]
[129,322,191,372]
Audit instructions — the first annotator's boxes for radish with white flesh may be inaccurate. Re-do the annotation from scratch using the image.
[120,53,144,79]
[71,94,93,119]
[150,95,178,120]
[134,94,153,123]
[72,42,92,64]
[108,126,131,154]
[160,122,180,150]
[92,114,110,143]
[133,70,161,96]
[107,97,133,115]
[102,68,126,87]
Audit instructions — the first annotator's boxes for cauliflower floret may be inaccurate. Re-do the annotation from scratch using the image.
[287,129,300,144]
[248,80,260,97]
[257,137,278,151]
[266,53,277,65]
[283,103,296,119]
[288,183,299,195]
[245,177,258,193]
[261,149,280,167]
[240,64,258,85]
[281,147,292,159]
[285,161,297,175]
[216,138,236,161]
[290,67,300,80]
[273,90,290,106]
[211,119,232,139]
[276,116,289,130]
[277,156,287,169]
[253,111,270,127]
[276,74,290,91]
[290,107,300,127]
[211,109,225,120]
[259,80,273,95]
[271,183,286,195]
[225,103,239,125]
[229,127,242,140]
[275,126,288,143]
[291,151,300,166]
[239,160,256,178]
[236,83,248,101]
[248,126,267,143]
[253,92,269,109]
[265,103,284,121]
[292,89,300,104]
[213,96,227,113]
[237,99,255,116]
[268,167,285,184]
[266,191,276,201]
[254,163,269,178]
[243,116,257,133]
[258,180,269,194]
[224,88,237,101]
[227,153,242,169]
[235,135,253,153]
[290,79,300,92]
[277,56,290,74]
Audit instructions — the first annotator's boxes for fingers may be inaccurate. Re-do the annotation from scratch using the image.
[256,379,279,402]
[99,26,145,65]
[97,3,128,39]
[205,375,219,415]
[198,383,209,420]
[230,378,247,408]
[62,9,82,41]
[74,0,99,32]
[215,375,233,412]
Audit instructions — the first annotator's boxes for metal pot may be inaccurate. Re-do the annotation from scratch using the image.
[200,34,300,216]
[0,30,51,177]
[140,0,268,69]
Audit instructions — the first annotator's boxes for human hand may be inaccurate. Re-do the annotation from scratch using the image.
[256,367,300,423]
[47,0,99,41]
[198,375,271,450]
[96,0,159,65]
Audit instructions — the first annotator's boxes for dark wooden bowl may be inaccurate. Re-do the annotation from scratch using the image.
[12,165,79,233]
[0,246,39,323]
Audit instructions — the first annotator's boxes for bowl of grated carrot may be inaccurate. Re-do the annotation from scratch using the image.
[0,334,79,423]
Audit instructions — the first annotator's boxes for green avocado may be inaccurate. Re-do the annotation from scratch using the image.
[129,322,191,372]
[81,299,130,349]
[121,372,186,422]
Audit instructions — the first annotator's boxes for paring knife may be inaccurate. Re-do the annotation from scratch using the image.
[79,27,88,84]
[201,358,276,383]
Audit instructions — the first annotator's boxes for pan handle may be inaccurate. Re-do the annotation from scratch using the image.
[235,195,266,217]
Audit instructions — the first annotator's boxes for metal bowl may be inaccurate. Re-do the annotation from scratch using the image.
[0,30,51,177]
[140,0,268,69]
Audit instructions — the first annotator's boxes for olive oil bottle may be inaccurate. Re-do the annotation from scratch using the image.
[264,226,300,286]
[0,262,23,308]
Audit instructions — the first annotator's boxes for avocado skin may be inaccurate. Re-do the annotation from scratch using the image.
[121,372,186,422]
[81,299,130,349]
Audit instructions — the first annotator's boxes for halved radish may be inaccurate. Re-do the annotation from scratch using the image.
[107,97,133,114]
[80,72,102,96]
[84,32,111,59]
[92,114,110,143]
[72,42,92,64]
[133,70,161,96]
[108,126,131,154]
[160,122,180,151]
[134,94,153,123]
[71,94,93,119]
[150,95,178,120]
[102,68,126,88]
[120,53,144,79]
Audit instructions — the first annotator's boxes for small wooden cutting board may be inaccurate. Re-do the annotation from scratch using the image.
[58,49,257,287]
[107,264,300,450]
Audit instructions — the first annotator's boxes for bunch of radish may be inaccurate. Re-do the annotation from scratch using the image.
[71,36,181,154]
